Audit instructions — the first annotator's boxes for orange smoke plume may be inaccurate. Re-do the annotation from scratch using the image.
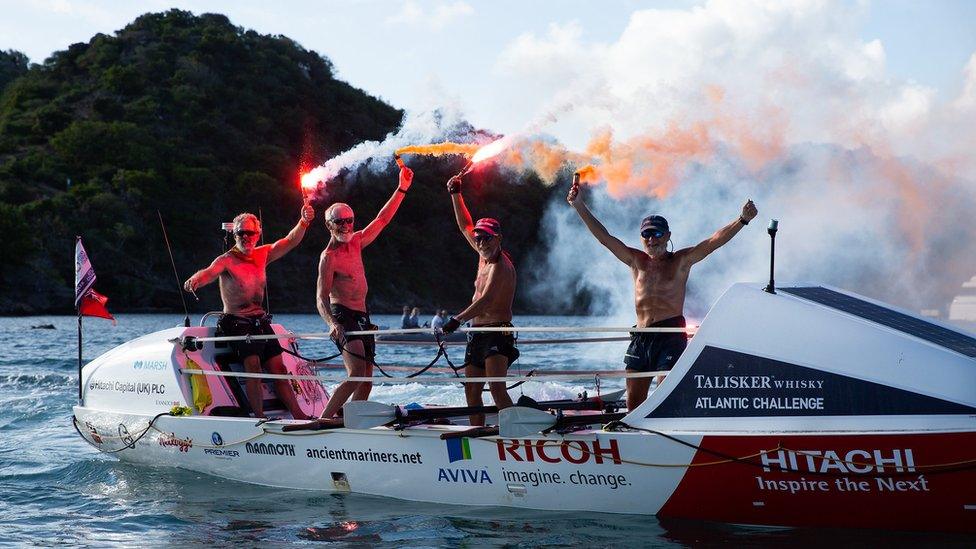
[395,142,480,157]
[575,164,599,184]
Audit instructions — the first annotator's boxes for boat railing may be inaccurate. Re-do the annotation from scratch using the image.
[175,325,689,385]
[180,325,696,344]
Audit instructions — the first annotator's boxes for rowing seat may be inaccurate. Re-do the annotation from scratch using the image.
[212,352,286,417]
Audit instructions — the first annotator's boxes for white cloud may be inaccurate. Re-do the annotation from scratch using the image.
[383,0,473,30]
[954,52,976,111]
[484,0,976,314]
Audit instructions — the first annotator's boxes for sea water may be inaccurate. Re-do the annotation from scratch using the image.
[1,314,972,546]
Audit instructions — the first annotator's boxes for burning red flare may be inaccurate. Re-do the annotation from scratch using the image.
[471,137,509,164]
[300,171,320,203]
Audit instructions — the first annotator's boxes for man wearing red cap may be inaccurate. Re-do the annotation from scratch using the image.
[568,179,757,410]
[442,175,518,426]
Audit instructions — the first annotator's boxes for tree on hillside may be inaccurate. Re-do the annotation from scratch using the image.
[0,50,29,94]
[0,10,558,315]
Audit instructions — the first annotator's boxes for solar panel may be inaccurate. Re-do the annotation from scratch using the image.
[780,286,976,359]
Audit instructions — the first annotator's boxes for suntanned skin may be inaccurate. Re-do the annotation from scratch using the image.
[567,178,758,410]
[315,166,414,421]
[184,205,314,420]
[447,175,517,426]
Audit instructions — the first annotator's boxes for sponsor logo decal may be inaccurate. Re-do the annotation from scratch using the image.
[649,346,976,418]
[87,380,166,396]
[496,439,622,465]
[500,468,631,490]
[754,447,930,494]
[159,433,193,452]
[306,446,422,464]
[212,432,223,446]
[437,468,492,483]
[246,442,295,457]
[118,424,135,449]
[205,448,240,458]
[84,421,102,444]
[445,438,472,463]
[133,360,168,371]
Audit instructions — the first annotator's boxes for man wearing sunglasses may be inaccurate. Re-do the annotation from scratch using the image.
[183,205,315,419]
[568,178,757,410]
[441,175,518,427]
[314,164,414,422]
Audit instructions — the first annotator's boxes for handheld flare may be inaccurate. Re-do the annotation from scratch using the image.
[394,154,406,169]
[455,160,474,179]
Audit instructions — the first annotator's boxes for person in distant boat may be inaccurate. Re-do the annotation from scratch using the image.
[315,164,414,421]
[183,206,314,419]
[400,305,412,329]
[441,174,518,426]
[430,310,445,330]
[568,178,757,411]
[409,306,422,328]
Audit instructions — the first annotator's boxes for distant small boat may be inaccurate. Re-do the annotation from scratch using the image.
[31,324,56,330]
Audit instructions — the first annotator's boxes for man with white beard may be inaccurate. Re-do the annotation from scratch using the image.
[568,177,757,410]
[314,164,414,422]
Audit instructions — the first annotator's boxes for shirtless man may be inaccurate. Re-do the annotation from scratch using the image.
[184,205,314,419]
[441,175,518,426]
[568,176,757,410]
[315,164,414,420]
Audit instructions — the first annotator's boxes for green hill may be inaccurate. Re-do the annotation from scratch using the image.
[0,10,557,315]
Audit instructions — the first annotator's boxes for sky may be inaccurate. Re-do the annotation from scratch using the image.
[2,1,975,148]
[3,0,976,316]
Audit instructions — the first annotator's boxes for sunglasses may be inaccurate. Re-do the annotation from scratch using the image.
[329,217,354,226]
[235,230,259,238]
[641,229,665,239]
[474,233,495,244]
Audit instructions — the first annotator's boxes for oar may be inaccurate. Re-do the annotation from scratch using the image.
[499,407,626,438]
[342,394,625,430]
[342,401,493,429]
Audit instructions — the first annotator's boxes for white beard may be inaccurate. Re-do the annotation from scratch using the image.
[333,232,351,243]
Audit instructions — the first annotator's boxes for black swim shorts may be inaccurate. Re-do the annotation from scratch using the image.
[464,322,520,369]
[624,316,688,373]
[331,303,376,361]
[216,313,283,363]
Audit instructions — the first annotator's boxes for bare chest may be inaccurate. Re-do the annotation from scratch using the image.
[223,258,267,291]
[330,247,366,283]
[634,256,686,292]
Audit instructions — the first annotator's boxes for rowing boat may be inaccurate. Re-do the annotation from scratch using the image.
[72,283,976,532]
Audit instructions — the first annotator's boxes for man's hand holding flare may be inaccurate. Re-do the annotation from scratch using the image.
[300,203,315,227]
[447,175,462,194]
[567,172,581,205]
[399,164,414,192]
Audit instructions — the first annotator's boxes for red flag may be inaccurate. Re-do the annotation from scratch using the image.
[79,289,115,324]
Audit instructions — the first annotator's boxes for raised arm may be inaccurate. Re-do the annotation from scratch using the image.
[447,175,478,251]
[268,204,315,262]
[184,255,227,293]
[683,199,758,265]
[360,166,413,247]
[567,177,634,266]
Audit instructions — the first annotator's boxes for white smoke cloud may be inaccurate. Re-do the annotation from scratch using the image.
[497,0,976,316]
[304,99,475,202]
[383,0,473,30]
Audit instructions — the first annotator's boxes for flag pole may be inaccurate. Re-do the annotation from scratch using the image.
[77,313,83,403]
[76,234,83,404]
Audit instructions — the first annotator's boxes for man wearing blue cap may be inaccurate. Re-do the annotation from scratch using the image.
[568,179,757,410]
[442,174,518,426]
